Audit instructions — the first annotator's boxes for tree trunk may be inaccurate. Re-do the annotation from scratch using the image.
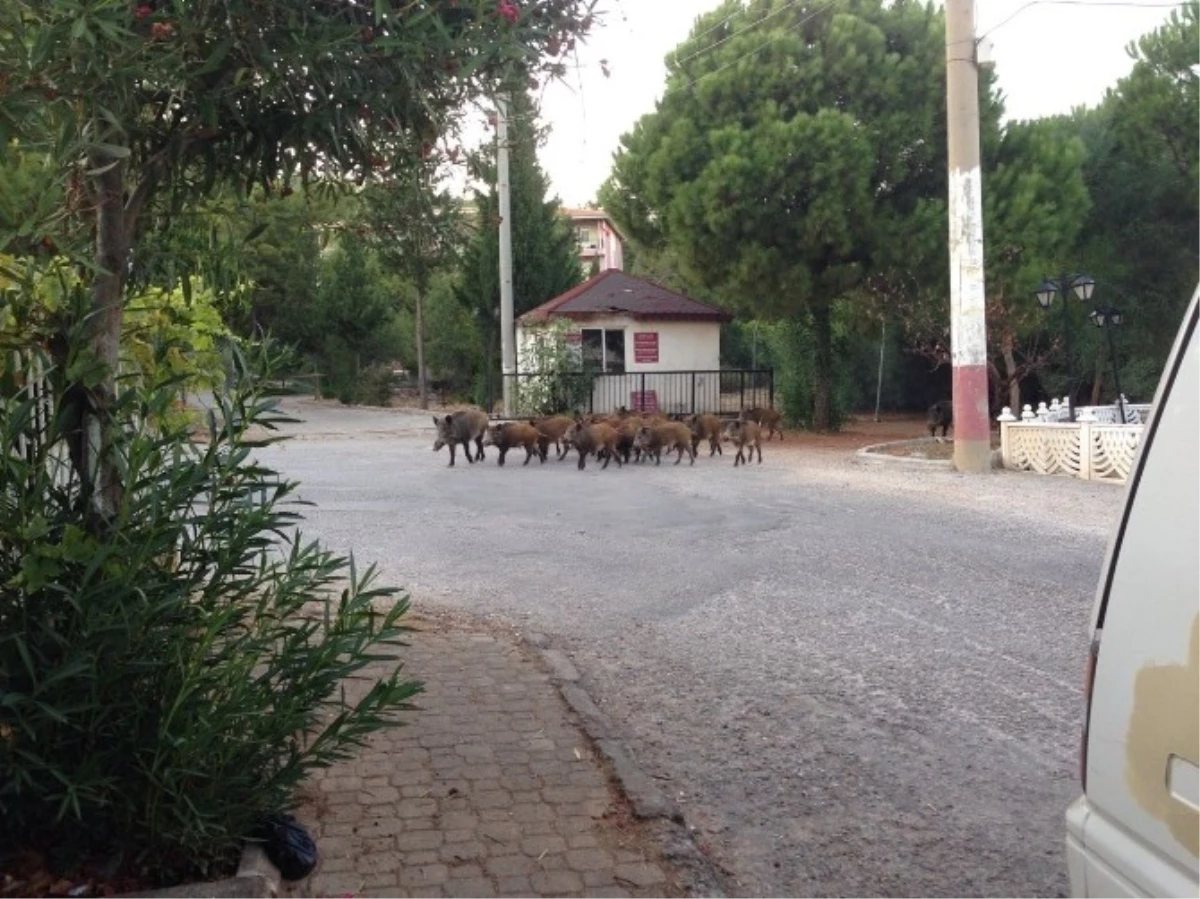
[811,303,833,431]
[1000,333,1020,412]
[82,153,129,524]
[415,284,428,410]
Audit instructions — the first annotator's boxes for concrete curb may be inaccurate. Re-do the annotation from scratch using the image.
[524,631,727,898]
[854,438,1004,471]
[118,845,281,898]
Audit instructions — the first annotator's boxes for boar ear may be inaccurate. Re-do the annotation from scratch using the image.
[432,416,439,426]
[444,414,453,423]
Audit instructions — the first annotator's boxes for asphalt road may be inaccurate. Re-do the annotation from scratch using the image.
[259,399,1126,897]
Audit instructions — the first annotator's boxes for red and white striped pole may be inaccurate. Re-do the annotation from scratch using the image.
[945,0,992,472]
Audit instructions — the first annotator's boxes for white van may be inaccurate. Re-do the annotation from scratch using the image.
[1065,286,1199,897]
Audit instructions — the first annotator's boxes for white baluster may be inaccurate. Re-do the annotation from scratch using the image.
[997,407,1017,422]
[1021,404,1036,421]
[1036,401,1049,420]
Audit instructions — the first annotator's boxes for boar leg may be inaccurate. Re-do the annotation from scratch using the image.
[497,446,508,466]
[475,436,486,460]
[447,442,457,467]
[577,448,587,470]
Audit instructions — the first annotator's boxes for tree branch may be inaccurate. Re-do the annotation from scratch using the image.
[123,126,223,247]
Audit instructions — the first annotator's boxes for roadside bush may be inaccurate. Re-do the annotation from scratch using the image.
[0,295,422,886]
[354,363,396,406]
[517,318,594,415]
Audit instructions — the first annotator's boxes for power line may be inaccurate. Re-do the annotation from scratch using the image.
[682,0,841,92]
[674,0,808,67]
[685,3,747,47]
[977,0,1191,42]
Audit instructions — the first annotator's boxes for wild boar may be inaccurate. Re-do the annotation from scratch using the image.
[614,415,646,464]
[685,413,724,457]
[483,421,548,466]
[722,418,763,466]
[744,406,783,441]
[532,414,574,459]
[432,409,488,467]
[563,419,622,471]
[634,420,696,466]
[927,400,952,441]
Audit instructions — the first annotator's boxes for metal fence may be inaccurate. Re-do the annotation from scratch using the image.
[492,369,774,418]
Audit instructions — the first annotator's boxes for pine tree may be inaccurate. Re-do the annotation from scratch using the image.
[457,90,582,403]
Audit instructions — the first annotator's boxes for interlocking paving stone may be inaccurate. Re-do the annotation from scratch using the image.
[282,617,678,898]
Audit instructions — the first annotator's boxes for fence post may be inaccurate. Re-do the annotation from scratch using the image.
[768,370,774,410]
[1078,417,1094,481]
[739,371,746,412]
[997,406,1016,470]
[690,372,696,415]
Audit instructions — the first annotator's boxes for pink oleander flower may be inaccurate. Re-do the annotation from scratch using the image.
[496,1,519,24]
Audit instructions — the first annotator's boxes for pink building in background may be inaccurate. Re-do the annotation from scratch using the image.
[562,207,625,275]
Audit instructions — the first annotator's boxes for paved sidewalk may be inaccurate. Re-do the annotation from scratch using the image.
[283,613,685,899]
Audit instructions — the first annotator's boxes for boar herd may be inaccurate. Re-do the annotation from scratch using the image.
[432,406,784,470]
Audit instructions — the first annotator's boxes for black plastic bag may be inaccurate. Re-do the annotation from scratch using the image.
[260,812,319,881]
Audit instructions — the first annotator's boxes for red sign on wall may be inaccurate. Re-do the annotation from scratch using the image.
[633,331,659,363]
[630,390,658,413]
[564,330,582,344]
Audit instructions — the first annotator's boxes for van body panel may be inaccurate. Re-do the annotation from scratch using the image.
[1068,287,1200,898]
[1068,796,1198,898]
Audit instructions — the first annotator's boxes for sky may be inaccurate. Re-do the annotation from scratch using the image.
[449,0,1184,207]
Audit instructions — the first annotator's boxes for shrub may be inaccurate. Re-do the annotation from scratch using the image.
[355,363,396,406]
[0,305,422,885]
[517,318,594,415]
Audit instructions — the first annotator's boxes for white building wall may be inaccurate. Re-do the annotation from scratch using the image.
[517,316,719,372]
[515,316,723,415]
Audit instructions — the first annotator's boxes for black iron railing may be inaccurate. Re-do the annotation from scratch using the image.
[489,369,774,418]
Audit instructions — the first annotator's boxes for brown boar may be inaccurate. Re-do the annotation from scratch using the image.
[532,414,574,459]
[614,415,647,464]
[745,406,783,441]
[483,421,548,466]
[722,418,763,466]
[563,419,622,470]
[685,413,724,457]
[634,421,696,466]
[432,408,488,466]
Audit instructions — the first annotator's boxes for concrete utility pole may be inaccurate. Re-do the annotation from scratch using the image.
[496,93,516,418]
[945,0,991,473]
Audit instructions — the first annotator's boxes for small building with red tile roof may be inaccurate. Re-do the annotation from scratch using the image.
[515,271,735,414]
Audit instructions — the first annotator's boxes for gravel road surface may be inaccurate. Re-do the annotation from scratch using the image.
[259,399,1125,897]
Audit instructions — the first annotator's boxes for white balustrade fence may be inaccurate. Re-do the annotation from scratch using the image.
[997,398,1151,484]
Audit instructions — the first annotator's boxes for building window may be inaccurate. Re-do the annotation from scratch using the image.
[581,328,625,373]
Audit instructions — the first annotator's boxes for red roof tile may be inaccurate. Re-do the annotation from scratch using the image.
[519,271,733,323]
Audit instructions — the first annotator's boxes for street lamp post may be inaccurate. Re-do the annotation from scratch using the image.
[1089,306,1127,424]
[1034,272,1095,422]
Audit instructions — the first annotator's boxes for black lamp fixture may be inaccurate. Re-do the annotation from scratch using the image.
[1089,306,1127,424]
[1033,273,1096,422]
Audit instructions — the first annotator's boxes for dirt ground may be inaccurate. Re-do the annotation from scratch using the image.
[758,412,960,453]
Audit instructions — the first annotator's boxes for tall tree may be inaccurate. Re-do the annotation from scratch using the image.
[0,0,594,518]
[456,89,582,401]
[894,117,1090,412]
[1074,2,1198,397]
[362,154,465,409]
[600,0,1000,429]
